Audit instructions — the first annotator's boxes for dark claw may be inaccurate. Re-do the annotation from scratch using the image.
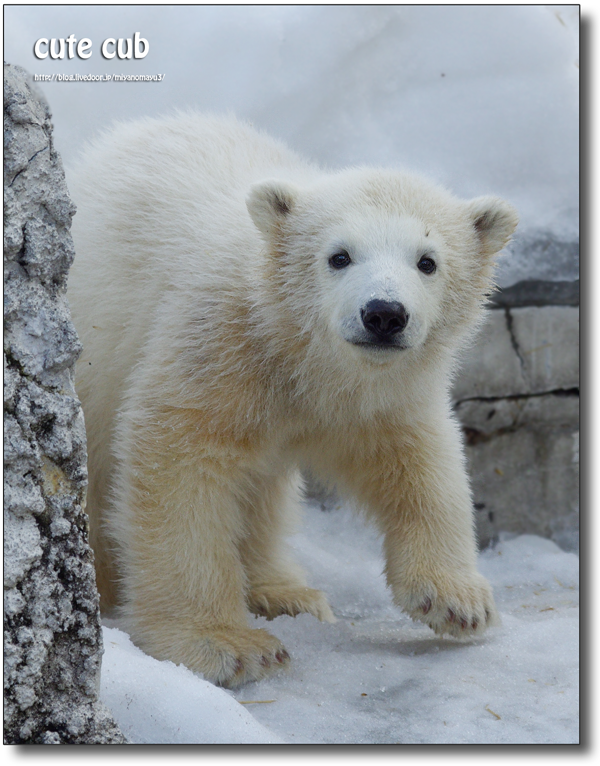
[472,620,478,631]
[260,656,271,668]
[422,598,432,615]
[275,650,290,664]
[233,659,244,675]
[460,617,468,630]
[448,610,456,623]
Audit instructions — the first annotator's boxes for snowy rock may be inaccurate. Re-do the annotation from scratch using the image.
[3,63,126,744]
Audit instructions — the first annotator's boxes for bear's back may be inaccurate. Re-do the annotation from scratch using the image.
[67,115,319,475]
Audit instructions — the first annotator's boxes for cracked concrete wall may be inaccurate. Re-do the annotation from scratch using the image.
[4,63,126,744]
[453,300,579,552]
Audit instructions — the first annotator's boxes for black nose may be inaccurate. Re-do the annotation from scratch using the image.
[361,299,409,339]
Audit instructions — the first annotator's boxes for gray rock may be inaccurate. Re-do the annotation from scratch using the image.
[496,231,579,287]
[453,306,579,401]
[488,279,579,309]
[452,301,579,553]
[3,63,126,744]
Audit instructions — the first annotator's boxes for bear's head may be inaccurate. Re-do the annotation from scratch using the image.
[247,169,518,369]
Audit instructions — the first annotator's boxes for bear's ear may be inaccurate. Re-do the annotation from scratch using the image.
[246,180,299,237]
[467,196,519,255]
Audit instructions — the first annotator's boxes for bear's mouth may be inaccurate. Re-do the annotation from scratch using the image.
[351,339,409,352]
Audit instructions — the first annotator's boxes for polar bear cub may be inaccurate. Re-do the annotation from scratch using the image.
[67,114,518,688]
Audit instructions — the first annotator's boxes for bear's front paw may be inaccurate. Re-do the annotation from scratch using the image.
[248,585,336,623]
[135,624,291,688]
[191,626,291,688]
[395,571,499,638]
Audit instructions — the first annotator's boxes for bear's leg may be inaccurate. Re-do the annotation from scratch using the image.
[86,446,120,611]
[240,471,335,623]
[109,407,292,688]
[336,416,498,638]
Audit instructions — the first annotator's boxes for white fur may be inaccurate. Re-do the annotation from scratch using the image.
[67,113,518,687]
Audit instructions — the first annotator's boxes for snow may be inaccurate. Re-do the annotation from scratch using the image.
[3,2,581,750]
[4,4,579,285]
[100,501,579,745]
[100,628,284,745]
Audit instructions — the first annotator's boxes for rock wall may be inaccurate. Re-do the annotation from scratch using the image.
[3,63,126,744]
[453,283,579,552]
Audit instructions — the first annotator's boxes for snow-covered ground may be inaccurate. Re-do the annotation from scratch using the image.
[100,501,579,746]
[3,2,581,752]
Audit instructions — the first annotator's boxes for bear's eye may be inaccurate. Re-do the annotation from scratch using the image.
[329,250,352,269]
[417,254,437,275]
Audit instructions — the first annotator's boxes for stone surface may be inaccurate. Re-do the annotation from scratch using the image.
[4,63,126,744]
[452,306,579,401]
[452,305,579,552]
[489,279,579,309]
[497,232,579,288]
[457,393,579,552]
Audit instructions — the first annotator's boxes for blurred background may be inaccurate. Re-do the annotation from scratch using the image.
[5,4,578,281]
[4,4,579,550]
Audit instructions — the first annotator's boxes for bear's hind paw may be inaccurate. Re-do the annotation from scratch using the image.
[248,585,336,623]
